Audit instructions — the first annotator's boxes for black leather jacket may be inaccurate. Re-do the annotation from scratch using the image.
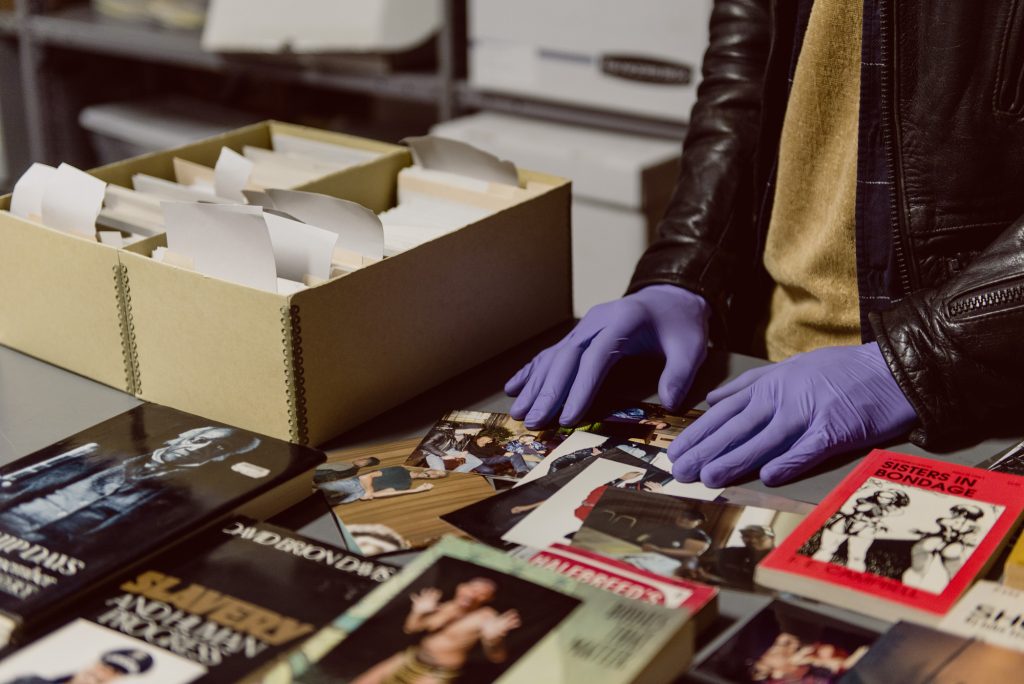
[628,0,1024,449]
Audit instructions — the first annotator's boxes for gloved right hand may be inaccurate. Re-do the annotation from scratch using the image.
[505,284,711,428]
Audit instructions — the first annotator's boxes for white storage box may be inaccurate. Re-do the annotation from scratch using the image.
[469,0,712,123]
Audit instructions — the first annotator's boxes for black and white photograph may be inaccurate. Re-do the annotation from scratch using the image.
[797,478,1004,594]
[572,488,805,592]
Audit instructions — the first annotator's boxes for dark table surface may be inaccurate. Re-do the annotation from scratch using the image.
[1,327,1017,670]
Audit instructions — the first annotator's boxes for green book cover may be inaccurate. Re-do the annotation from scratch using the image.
[258,536,693,683]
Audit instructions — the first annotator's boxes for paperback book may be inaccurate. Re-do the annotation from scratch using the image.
[937,580,1024,652]
[838,621,1024,683]
[691,600,878,684]
[526,544,717,626]
[571,488,805,593]
[259,536,696,683]
[0,403,325,647]
[755,449,1024,625]
[0,520,396,682]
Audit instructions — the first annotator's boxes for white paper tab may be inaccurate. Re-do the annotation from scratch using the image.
[214,147,255,202]
[40,164,107,237]
[264,212,338,282]
[10,163,57,220]
[97,231,125,248]
[132,173,234,204]
[267,188,385,260]
[162,202,277,292]
[404,135,520,186]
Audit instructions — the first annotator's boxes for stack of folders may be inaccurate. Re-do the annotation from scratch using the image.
[8,134,541,295]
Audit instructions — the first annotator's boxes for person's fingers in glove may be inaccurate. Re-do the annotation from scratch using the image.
[669,342,918,487]
[705,363,779,405]
[505,284,711,426]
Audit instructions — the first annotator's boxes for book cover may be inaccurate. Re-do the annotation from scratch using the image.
[756,449,1024,624]
[0,520,395,682]
[571,488,805,593]
[260,536,694,684]
[0,403,324,647]
[316,459,496,557]
[527,544,717,619]
[838,621,1024,683]
[938,580,1024,652]
[691,600,878,684]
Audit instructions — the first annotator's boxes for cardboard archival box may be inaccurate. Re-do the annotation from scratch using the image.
[0,121,572,445]
[0,121,406,393]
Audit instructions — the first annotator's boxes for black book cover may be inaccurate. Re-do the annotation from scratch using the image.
[0,519,396,682]
[0,403,324,646]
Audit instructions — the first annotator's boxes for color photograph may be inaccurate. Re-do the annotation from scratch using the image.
[306,556,581,683]
[694,601,877,683]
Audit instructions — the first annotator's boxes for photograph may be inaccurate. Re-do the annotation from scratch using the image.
[574,404,703,450]
[796,477,1004,594]
[0,619,206,683]
[571,488,805,593]
[317,461,497,557]
[501,454,721,550]
[305,555,581,683]
[693,601,877,683]
[403,410,572,481]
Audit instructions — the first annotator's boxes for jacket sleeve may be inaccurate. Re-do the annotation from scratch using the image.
[627,0,771,318]
[870,213,1024,449]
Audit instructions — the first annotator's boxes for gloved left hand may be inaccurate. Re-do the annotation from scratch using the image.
[667,342,918,487]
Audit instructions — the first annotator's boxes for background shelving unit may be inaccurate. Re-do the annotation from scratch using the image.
[0,0,687,192]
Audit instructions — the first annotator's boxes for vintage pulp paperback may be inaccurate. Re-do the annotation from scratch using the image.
[0,521,396,682]
[527,544,717,628]
[838,621,1024,683]
[756,449,1024,625]
[0,404,325,648]
[259,536,695,684]
[938,580,1024,652]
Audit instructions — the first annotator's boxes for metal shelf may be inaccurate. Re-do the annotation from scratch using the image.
[0,11,17,36]
[457,82,688,140]
[28,5,441,104]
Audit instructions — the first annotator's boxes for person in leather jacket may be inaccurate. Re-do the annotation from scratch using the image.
[505,0,1024,487]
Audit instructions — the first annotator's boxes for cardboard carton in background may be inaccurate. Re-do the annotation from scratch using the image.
[0,122,572,445]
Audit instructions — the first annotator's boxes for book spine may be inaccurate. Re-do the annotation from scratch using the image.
[281,304,310,445]
[112,263,141,395]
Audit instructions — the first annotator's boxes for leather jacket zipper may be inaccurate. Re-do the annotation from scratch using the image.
[948,279,1024,319]
[879,0,913,297]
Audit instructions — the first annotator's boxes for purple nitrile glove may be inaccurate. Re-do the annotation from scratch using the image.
[667,342,918,488]
[505,284,710,429]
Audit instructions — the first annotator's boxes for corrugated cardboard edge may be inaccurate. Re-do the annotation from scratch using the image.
[112,262,140,395]
[280,303,309,445]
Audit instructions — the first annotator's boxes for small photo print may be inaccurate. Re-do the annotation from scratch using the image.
[796,477,1004,594]
[571,488,805,593]
[404,411,571,481]
[579,404,702,450]
[309,556,581,683]
[0,618,207,683]
[317,463,495,557]
[694,601,877,683]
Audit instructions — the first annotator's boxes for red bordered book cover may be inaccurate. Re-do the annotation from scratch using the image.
[755,449,1024,625]
[529,543,718,616]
